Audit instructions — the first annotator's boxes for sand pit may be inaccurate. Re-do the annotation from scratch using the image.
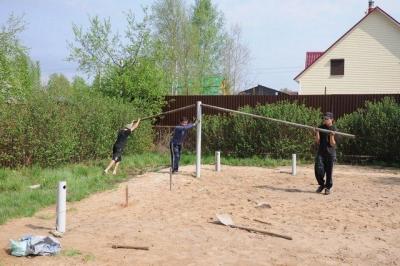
[1,164,399,265]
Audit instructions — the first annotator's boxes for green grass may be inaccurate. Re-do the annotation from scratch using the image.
[0,152,293,225]
[83,253,96,262]
[61,248,82,257]
[60,249,95,262]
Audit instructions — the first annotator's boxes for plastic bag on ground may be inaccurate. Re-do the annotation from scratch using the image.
[9,235,61,256]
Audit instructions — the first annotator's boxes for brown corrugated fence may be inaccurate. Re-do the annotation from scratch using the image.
[157,94,400,125]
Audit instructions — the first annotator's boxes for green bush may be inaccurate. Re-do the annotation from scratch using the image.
[202,101,322,160]
[0,90,154,167]
[336,97,400,164]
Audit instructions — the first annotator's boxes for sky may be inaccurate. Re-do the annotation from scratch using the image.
[1,0,399,91]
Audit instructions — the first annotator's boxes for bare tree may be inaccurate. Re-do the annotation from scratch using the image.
[222,24,250,95]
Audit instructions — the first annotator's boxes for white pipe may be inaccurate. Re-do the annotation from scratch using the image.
[56,181,67,233]
[292,154,297,176]
[215,151,221,172]
[196,101,202,178]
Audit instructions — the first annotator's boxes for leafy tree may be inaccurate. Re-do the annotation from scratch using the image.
[151,0,195,95]
[191,0,225,94]
[151,0,250,95]
[68,11,149,77]
[71,76,89,91]
[68,10,168,111]
[0,14,40,102]
[100,56,167,112]
[46,73,71,96]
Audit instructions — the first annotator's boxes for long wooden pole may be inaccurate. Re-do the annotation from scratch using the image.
[201,104,355,138]
[112,245,149,251]
[140,104,196,122]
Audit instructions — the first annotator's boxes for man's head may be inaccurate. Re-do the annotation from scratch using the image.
[323,112,334,126]
[180,116,189,126]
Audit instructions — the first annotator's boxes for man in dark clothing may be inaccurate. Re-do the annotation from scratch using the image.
[170,116,196,173]
[104,119,141,175]
[314,112,337,195]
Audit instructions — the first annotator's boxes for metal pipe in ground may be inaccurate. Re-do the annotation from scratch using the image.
[196,101,202,178]
[292,154,297,176]
[56,181,67,233]
[215,151,221,172]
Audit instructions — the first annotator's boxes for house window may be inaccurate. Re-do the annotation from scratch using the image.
[330,59,344,76]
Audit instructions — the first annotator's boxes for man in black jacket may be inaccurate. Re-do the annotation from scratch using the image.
[314,112,337,195]
[104,119,141,175]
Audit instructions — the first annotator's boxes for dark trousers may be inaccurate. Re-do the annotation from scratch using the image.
[314,154,335,189]
[170,142,182,172]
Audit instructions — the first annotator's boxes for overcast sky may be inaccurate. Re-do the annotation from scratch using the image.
[1,0,399,91]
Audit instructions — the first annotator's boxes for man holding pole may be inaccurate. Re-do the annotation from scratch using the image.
[104,119,141,175]
[314,112,337,195]
[170,117,196,173]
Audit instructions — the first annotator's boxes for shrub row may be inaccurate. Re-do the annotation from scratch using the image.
[190,98,398,164]
[0,90,154,167]
[336,97,400,164]
[201,101,321,160]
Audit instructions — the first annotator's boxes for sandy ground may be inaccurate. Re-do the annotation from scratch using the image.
[1,164,400,266]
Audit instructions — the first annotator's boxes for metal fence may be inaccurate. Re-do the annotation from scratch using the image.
[157,94,400,125]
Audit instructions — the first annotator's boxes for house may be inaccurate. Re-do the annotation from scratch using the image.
[239,85,288,96]
[294,2,400,95]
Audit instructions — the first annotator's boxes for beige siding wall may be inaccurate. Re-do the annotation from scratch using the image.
[298,11,400,95]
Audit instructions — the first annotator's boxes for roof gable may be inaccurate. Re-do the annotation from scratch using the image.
[305,52,324,68]
[294,7,400,81]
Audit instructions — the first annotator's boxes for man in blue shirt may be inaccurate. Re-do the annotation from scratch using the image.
[170,116,196,173]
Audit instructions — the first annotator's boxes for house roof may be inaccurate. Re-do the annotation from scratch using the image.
[294,7,400,81]
[240,85,287,94]
[305,52,324,68]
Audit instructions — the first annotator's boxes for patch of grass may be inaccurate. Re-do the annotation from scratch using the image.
[181,152,305,167]
[83,253,96,262]
[35,213,55,220]
[68,207,78,212]
[0,151,293,225]
[61,248,82,257]
[0,152,172,225]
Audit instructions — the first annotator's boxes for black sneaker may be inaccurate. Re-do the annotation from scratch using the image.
[325,188,331,195]
[316,185,324,193]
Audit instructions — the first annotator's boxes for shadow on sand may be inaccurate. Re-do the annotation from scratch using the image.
[255,185,316,194]
[373,176,400,186]
[25,224,53,231]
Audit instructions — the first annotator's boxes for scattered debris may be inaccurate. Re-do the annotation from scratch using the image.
[111,245,149,251]
[29,184,40,189]
[213,214,292,240]
[49,230,63,238]
[253,218,272,225]
[9,235,61,256]
[256,202,272,209]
